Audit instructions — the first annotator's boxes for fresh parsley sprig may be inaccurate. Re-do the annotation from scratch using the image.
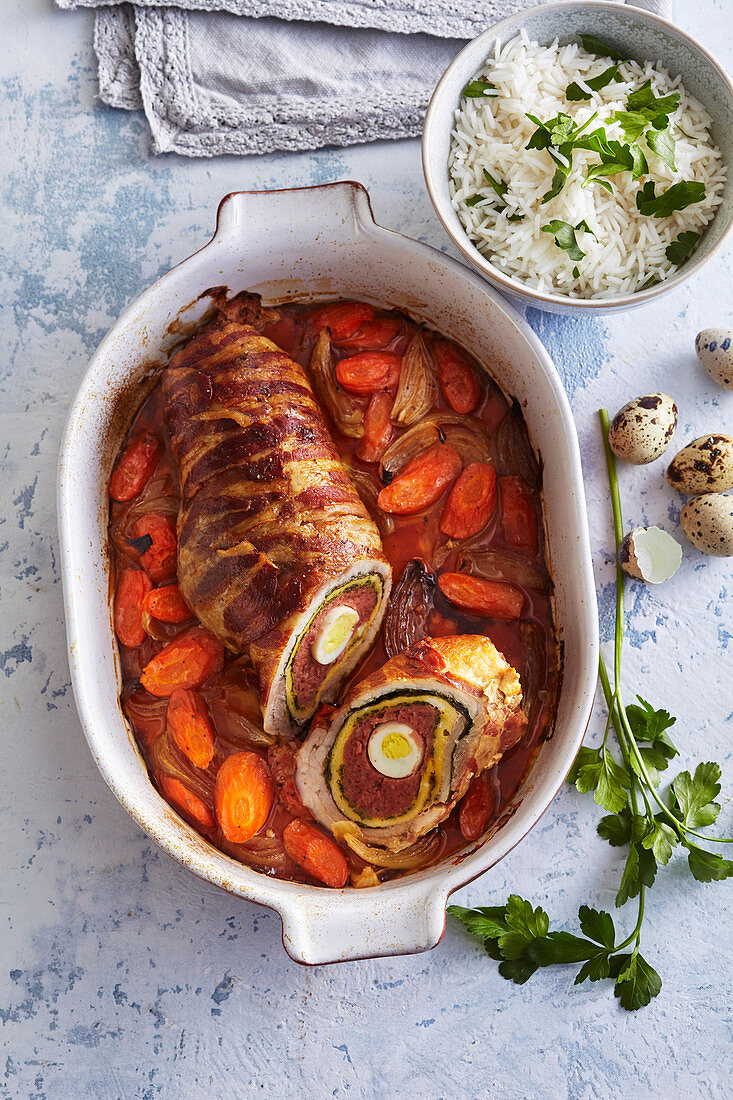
[541,219,595,261]
[449,408,731,1011]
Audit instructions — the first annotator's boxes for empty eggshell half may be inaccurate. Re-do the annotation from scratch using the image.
[608,394,678,465]
[618,526,683,583]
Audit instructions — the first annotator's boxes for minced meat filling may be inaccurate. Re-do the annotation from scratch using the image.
[290,583,378,710]
[340,703,438,819]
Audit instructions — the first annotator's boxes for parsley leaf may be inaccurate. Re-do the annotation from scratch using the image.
[671,762,722,828]
[506,212,525,222]
[463,78,496,99]
[616,843,657,907]
[464,193,484,207]
[686,847,733,883]
[636,179,706,217]
[665,230,700,264]
[641,818,677,865]
[482,167,508,202]
[627,79,680,120]
[571,744,629,812]
[447,904,507,940]
[646,125,676,170]
[612,109,650,143]
[572,265,580,278]
[542,219,595,263]
[626,698,678,757]
[566,63,622,101]
[579,905,616,948]
[613,951,662,1011]
[579,33,624,62]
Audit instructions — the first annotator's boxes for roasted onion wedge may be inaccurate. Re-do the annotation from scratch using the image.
[309,328,365,439]
[379,413,493,482]
[390,330,437,427]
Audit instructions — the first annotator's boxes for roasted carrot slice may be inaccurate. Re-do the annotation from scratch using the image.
[114,569,153,648]
[110,432,161,502]
[167,688,216,769]
[144,584,192,623]
[440,462,497,539]
[438,572,524,621]
[267,743,313,820]
[355,392,394,463]
[141,627,224,696]
[159,774,215,829]
[340,317,402,352]
[336,351,401,396]
[498,475,538,552]
[310,301,375,341]
[459,770,496,842]
[214,751,274,844]
[282,820,348,888]
[377,441,462,515]
[434,342,480,414]
[131,513,177,583]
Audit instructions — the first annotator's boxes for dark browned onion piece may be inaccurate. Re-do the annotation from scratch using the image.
[383,558,436,659]
[379,413,492,482]
[346,463,395,536]
[457,549,551,591]
[491,400,541,487]
[218,831,291,875]
[149,729,217,806]
[517,620,557,739]
[308,328,364,439]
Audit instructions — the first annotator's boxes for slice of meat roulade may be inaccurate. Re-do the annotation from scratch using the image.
[294,634,527,853]
[161,292,392,738]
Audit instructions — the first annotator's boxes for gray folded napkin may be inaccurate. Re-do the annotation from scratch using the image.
[58,0,672,156]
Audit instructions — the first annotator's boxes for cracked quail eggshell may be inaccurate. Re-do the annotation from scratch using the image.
[608,394,678,464]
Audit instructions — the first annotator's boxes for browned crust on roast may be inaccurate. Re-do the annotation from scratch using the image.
[161,301,388,664]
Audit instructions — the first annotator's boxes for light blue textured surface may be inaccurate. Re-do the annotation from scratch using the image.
[1,2,731,1097]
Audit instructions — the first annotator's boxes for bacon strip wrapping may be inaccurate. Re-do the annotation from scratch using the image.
[162,293,391,738]
[295,635,526,852]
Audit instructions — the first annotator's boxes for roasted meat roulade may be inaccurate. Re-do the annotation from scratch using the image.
[295,635,527,852]
[162,294,391,738]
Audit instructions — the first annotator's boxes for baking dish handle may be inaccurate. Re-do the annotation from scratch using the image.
[277,883,449,965]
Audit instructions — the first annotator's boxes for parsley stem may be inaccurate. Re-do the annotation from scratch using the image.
[598,409,733,847]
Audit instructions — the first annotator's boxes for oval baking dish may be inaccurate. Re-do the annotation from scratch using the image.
[57,182,598,965]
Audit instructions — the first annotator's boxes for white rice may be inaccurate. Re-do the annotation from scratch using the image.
[448,31,727,299]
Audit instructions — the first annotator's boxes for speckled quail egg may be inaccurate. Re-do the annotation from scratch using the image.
[695,329,733,391]
[680,493,733,557]
[618,526,682,583]
[608,394,678,464]
[666,434,733,495]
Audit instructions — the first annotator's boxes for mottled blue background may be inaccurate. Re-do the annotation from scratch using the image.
[1,1,731,1097]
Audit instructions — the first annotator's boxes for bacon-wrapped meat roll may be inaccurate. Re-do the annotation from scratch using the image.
[162,295,391,738]
[295,635,526,852]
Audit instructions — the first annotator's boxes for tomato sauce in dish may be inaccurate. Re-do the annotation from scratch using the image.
[108,297,559,888]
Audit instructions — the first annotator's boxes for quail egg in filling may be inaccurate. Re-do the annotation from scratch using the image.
[285,573,384,723]
[326,692,468,827]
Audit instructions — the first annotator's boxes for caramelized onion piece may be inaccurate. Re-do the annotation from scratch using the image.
[457,549,551,591]
[383,558,436,659]
[350,865,382,888]
[346,464,395,536]
[492,400,541,488]
[518,620,557,740]
[149,730,216,808]
[391,331,437,426]
[332,822,441,869]
[308,329,364,439]
[219,829,291,874]
[205,666,276,751]
[379,414,492,482]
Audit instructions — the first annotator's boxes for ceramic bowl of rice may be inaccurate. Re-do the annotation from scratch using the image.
[422,0,733,313]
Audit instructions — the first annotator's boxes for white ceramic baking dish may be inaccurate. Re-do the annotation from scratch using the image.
[58,181,598,965]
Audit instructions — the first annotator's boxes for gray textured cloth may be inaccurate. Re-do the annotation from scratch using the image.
[62,0,672,157]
